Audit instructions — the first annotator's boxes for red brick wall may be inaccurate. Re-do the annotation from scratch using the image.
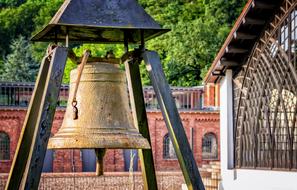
[0,108,219,173]
[0,110,21,173]
[203,84,220,107]
[148,111,220,171]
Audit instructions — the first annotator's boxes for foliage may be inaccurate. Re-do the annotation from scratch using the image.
[162,18,229,86]
[31,0,64,62]
[0,0,245,86]
[138,0,245,85]
[0,0,25,8]
[1,36,39,82]
[62,44,125,83]
[0,1,43,56]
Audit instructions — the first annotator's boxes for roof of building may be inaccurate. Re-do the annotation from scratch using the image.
[31,0,169,43]
[204,0,283,83]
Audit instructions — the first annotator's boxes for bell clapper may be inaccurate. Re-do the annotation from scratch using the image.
[95,148,106,176]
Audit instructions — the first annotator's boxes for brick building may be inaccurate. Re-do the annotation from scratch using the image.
[0,82,219,173]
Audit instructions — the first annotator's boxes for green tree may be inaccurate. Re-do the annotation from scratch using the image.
[0,0,25,8]
[0,59,4,74]
[31,0,64,62]
[139,0,245,86]
[0,0,63,59]
[157,18,229,86]
[0,1,43,56]
[0,0,246,86]
[1,36,39,82]
[62,44,124,83]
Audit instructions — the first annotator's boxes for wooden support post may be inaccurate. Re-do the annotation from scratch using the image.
[5,47,68,190]
[143,50,205,190]
[5,55,51,190]
[124,55,158,190]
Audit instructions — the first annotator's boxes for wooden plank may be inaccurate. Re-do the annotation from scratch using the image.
[143,50,205,190]
[5,55,52,190]
[211,70,224,76]
[243,17,266,25]
[68,49,79,64]
[225,46,249,54]
[233,32,257,40]
[124,55,158,190]
[219,60,240,67]
[253,1,276,9]
[5,47,68,190]
[22,47,68,190]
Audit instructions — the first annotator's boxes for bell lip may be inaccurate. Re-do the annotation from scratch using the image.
[31,24,170,43]
[47,137,151,150]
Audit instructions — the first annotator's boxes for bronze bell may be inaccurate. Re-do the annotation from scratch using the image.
[48,59,150,175]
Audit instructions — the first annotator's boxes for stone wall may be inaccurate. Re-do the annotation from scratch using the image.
[0,171,220,190]
[0,108,219,173]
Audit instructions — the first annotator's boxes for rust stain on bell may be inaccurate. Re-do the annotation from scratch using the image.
[48,60,150,150]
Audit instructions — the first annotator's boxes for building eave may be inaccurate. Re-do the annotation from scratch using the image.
[204,0,283,84]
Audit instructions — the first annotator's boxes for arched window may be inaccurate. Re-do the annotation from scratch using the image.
[0,132,10,160]
[202,133,217,160]
[233,6,297,170]
[163,134,177,159]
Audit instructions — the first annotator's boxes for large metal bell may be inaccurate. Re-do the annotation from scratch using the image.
[48,59,150,175]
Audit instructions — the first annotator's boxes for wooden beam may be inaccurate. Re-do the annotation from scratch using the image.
[124,54,158,190]
[143,50,205,190]
[6,47,68,190]
[219,60,240,67]
[5,54,52,190]
[252,1,276,9]
[23,47,68,190]
[212,70,225,76]
[68,49,79,64]
[233,31,257,40]
[242,17,265,25]
[225,46,249,54]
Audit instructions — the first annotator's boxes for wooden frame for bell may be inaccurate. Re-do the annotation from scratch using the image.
[6,1,205,190]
